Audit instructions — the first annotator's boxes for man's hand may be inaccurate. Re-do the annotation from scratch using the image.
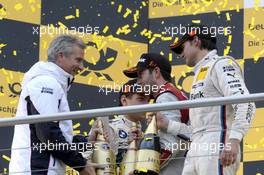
[146,112,169,131]
[88,120,110,142]
[128,126,142,143]
[220,139,240,167]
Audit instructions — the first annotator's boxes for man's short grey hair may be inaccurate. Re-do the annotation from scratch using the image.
[47,35,86,62]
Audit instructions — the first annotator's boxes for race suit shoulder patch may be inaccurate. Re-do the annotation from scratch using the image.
[196,66,209,81]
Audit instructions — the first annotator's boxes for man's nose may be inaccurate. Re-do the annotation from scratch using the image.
[79,63,84,71]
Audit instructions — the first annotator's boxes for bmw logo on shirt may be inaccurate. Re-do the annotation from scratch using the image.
[119,130,128,138]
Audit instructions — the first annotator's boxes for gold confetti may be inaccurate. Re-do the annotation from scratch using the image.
[134,10,139,22]
[162,37,172,41]
[103,26,109,33]
[76,9,80,17]
[181,71,187,77]
[123,8,132,18]
[117,4,122,13]
[127,60,132,67]
[1,68,8,75]
[30,5,36,13]
[245,144,253,149]
[98,76,105,80]
[73,130,80,134]
[142,1,146,6]
[174,37,179,43]
[2,155,10,161]
[43,40,47,49]
[65,15,75,20]
[73,123,80,129]
[107,57,115,62]
[214,7,220,15]
[254,0,261,10]
[250,17,255,30]
[253,49,264,62]
[244,30,256,39]
[97,41,107,51]
[176,85,183,90]
[83,132,88,136]
[111,1,115,5]
[153,34,162,38]
[228,35,232,44]
[90,57,96,65]
[224,28,228,36]
[227,59,234,66]
[224,46,230,56]
[160,51,164,55]
[0,43,7,49]
[89,119,95,126]
[140,29,148,36]
[193,9,201,15]
[133,23,138,28]
[236,4,240,12]
[14,3,23,11]
[149,37,156,44]
[13,50,17,56]
[192,20,201,24]
[58,21,67,29]
[226,12,231,21]
[144,30,152,39]
[10,100,17,105]
[169,53,172,62]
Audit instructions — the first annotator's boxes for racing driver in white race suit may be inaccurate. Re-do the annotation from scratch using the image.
[155,25,256,175]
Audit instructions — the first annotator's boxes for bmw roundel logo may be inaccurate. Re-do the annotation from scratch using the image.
[119,130,128,138]
[101,143,110,150]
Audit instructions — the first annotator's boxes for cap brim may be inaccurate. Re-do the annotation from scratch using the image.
[169,36,189,54]
[123,66,138,78]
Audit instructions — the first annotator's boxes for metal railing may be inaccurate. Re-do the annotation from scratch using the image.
[0,93,263,127]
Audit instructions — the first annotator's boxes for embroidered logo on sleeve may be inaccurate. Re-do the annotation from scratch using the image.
[41,87,53,94]
[196,66,209,81]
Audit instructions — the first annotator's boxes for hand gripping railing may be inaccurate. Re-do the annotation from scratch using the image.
[0,93,263,127]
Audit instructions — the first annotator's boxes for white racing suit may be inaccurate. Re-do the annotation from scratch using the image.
[167,50,256,175]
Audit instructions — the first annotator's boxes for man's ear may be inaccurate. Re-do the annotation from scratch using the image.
[55,52,63,64]
[193,36,200,47]
[154,67,161,79]
[120,95,127,106]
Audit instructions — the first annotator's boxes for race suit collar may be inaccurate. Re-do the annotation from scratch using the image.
[22,61,74,92]
[193,49,217,72]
